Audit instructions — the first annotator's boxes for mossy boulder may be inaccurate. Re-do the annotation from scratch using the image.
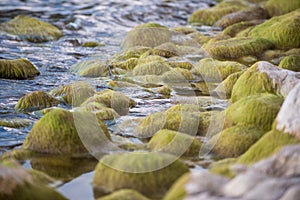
[121,23,171,49]
[231,61,300,102]
[78,102,120,120]
[132,60,171,76]
[203,37,274,60]
[265,0,300,17]
[0,159,66,200]
[14,91,59,112]
[188,0,250,25]
[111,58,138,71]
[192,81,219,96]
[192,58,246,81]
[0,118,32,128]
[279,55,300,72]
[209,158,237,178]
[112,46,152,62]
[222,19,265,37]
[0,15,62,42]
[93,152,189,199]
[22,108,110,155]
[71,59,109,77]
[167,61,193,70]
[244,9,300,50]
[137,55,165,65]
[163,173,190,200]
[96,189,150,200]
[162,68,194,82]
[151,42,179,58]
[0,58,40,80]
[215,6,268,28]
[49,81,95,106]
[81,89,136,116]
[148,129,202,157]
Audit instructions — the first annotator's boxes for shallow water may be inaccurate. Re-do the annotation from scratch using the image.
[0,0,220,199]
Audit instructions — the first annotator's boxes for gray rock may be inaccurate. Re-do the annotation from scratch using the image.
[280,185,300,200]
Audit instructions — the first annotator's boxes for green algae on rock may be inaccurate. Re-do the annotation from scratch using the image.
[71,59,109,77]
[151,42,179,58]
[14,91,59,112]
[163,173,190,200]
[93,152,189,199]
[0,118,32,129]
[110,58,138,71]
[0,15,63,42]
[132,60,171,76]
[96,189,150,200]
[265,0,300,17]
[209,158,237,178]
[121,23,171,49]
[22,108,110,155]
[167,61,193,70]
[222,19,265,37]
[203,37,274,60]
[0,58,40,80]
[162,68,194,82]
[49,81,95,107]
[148,129,202,157]
[279,55,300,72]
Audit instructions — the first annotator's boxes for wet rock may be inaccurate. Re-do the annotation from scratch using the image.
[22,108,110,155]
[93,152,189,199]
[148,129,202,157]
[71,59,109,77]
[110,58,138,71]
[96,189,150,200]
[265,0,300,17]
[170,26,197,35]
[121,23,171,49]
[203,37,274,60]
[209,158,237,178]
[0,118,32,128]
[279,55,300,72]
[112,46,152,62]
[162,68,194,82]
[231,61,300,102]
[0,15,63,42]
[222,19,265,37]
[78,102,120,121]
[192,82,219,96]
[0,58,40,80]
[14,91,59,112]
[151,42,179,58]
[167,61,193,70]
[132,60,171,76]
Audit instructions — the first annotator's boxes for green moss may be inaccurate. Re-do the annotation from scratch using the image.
[111,58,138,71]
[14,91,59,112]
[171,26,197,35]
[192,58,246,81]
[121,23,171,49]
[22,108,110,155]
[239,128,300,164]
[132,60,171,76]
[166,104,205,113]
[163,173,190,200]
[245,10,300,50]
[93,152,189,199]
[81,89,136,116]
[203,37,274,60]
[137,55,164,65]
[77,101,120,120]
[192,82,219,96]
[151,42,179,58]
[162,68,194,82]
[148,129,202,157]
[209,158,237,178]
[225,93,283,130]
[167,61,193,70]
[96,189,150,200]
[0,118,32,128]
[108,81,138,88]
[214,71,244,99]
[71,59,109,77]
[208,125,266,158]
[0,58,40,80]
[157,86,172,97]
[279,55,300,72]
[111,46,152,63]
[265,0,300,17]
[82,41,104,47]
[223,20,265,37]
[49,81,95,106]
[0,15,62,42]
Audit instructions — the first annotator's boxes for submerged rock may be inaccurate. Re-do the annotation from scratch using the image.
[265,0,300,17]
[14,91,59,112]
[279,55,300,72]
[0,15,63,42]
[93,152,189,199]
[0,58,40,80]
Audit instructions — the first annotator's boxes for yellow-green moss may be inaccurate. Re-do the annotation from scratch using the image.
[265,0,300,17]
[14,91,59,112]
[151,42,179,58]
[111,58,138,71]
[148,129,202,157]
[22,108,110,155]
[0,58,40,79]
[157,86,172,97]
[121,23,171,49]
[82,41,104,47]
[93,152,189,199]
[96,189,150,200]
[162,67,194,82]
[163,173,190,200]
[0,15,63,42]
[192,82,219,96]
[0,118,32,128]
[137,55,165,65]
[171,26,197,35]
[222,20,265,37]
[167,61,193,70]
[166,104,205,113]
[209,158,237,178]
[203,37,274,60]
[111,46,152,62]
[71,60,109,77]
[49,81,95,106]
[239,128,300,164]
[132,60,171,76]
[279,55,300,72]
[245,9,300,50]
[192,58,246,81]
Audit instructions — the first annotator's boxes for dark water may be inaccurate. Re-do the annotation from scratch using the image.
[0,0,218,199]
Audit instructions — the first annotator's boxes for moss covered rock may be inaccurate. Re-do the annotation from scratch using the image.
[162,67,194,82]
[132,60,171,76]
[209,158,237,178]
[71,59,109,77]
[93,152,189,199]
[0,118,32,128]
[244,9,300,50]
[112,46,152,62]
[279,55,300,72]
[121,23,171,49]
[222,19,265,37]
[22,108,110,155]
[96,189,150,200]
[14,91,59,112]
[188,0,250,25]
[0,15,62,42]
[49,81,95,106]
[203,37,274,60]
[231,61,300,102]
[192,58,246,81]
[265,0,300,17]
[163,173,190,200]
[111,58,138,71]
[148,129,202,157]
[151,42,179,58]
[167,61,193,70]
[0,58,40,80]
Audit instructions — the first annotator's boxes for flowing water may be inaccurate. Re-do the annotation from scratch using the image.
[0,0,221,199]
